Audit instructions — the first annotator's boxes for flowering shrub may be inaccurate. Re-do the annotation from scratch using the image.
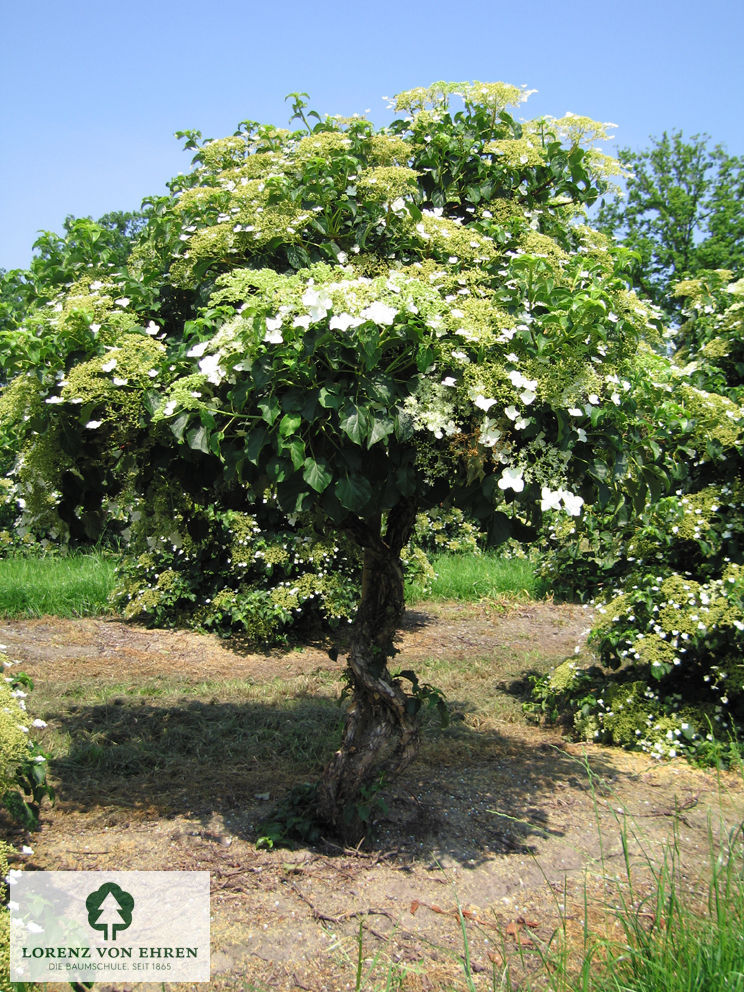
[0,839,14,992]
[674,269,744,400]
[530,275,744,764]
[0,649,53,828]
[409,506,482,556]
[112,480,446,642]
[113,493,362,642]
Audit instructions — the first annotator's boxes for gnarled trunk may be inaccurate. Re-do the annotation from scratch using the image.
[317,503,418,841]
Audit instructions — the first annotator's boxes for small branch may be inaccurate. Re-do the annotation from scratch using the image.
[289,882,396,926]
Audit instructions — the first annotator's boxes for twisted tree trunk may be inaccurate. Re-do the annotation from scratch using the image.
[317,501,418,842]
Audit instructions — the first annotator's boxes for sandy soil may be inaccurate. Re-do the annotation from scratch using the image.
[2,602,742,991]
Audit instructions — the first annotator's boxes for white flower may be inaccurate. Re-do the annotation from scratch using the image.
[361,301,398,325]
[479,420,502,447]
[31,719,47,728]
[101,358,117,372]
[263,327,283,344]
[26,921,44,934]
[588,393,600,405]
[145,321,160,335]
[498,467,525,492]
[302,287,332,321]
[293,314,312,330]
[199,353,224,384]
[114,297,130,307]
[85,420,103,429]
[568,407,583,417]
[89,322,101,334]
[576,428,587,442]
[520,389,536,405]
[330,313,361,332]
[336,251,348,264]
[451,350,468,361]
[148,369,158,378]
[504,405,519,420]
[441,377,457,387]
[541,487,563,512]
[21,845,33,854]
[112,377,128,386]
[187,341,210,358]
[560,490,584,516]
[45,396,64,404]
[265,315,282,332]
[508,370,537,391]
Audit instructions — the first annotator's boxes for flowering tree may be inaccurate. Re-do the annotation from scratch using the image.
[2,83,663,837]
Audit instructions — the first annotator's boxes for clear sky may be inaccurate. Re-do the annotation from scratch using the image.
[2,0,742,272]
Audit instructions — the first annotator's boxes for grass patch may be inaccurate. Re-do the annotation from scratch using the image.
[407,551,539,603]
[0,551,119,618]
[579,821,744,992]
[0,548,535,622]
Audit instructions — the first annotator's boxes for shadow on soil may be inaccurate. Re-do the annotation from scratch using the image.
[48,693,618,867]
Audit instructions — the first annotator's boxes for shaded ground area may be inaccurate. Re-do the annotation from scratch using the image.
[2,601,742,991]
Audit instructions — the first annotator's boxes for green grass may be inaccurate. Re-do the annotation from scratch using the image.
[0,551,119,618]
[407,551,539,603]
[0,549,538,622]
[515,762,744,992]
[579,820,744,992]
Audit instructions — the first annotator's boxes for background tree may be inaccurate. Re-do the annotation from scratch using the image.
[595,132,744,321]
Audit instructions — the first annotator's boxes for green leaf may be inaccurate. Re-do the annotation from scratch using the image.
[335,474,373,511]
[287,438,306,470]
[244,427,268,465]
[339,405,369,445]
[416,346,435,372]
[303,457,333,493]
[485,512,512,547]
[169,411,189,443]
[367,416,394,448]
[258,396,281,425]
[142,390,162,415]
[286,245,311,270]
[266,456,291,483]
[277,473,307,513]
[279,412,302,437]
[186,425,210,454]
[318,386,342,409]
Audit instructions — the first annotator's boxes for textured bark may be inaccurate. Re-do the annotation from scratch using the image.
[317,502,418,841]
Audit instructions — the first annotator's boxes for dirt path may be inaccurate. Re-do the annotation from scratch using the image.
[3,602,743,991]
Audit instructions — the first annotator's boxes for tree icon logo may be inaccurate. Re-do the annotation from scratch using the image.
[85,882,135,940]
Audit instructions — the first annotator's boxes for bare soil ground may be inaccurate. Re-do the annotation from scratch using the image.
[2,601,743,991]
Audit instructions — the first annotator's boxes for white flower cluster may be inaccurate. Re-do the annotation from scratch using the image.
[540,486,584,516]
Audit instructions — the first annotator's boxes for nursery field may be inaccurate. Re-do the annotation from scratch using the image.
[2,599,743,991]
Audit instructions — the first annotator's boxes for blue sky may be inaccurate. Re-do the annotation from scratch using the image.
[2,0,742,271]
